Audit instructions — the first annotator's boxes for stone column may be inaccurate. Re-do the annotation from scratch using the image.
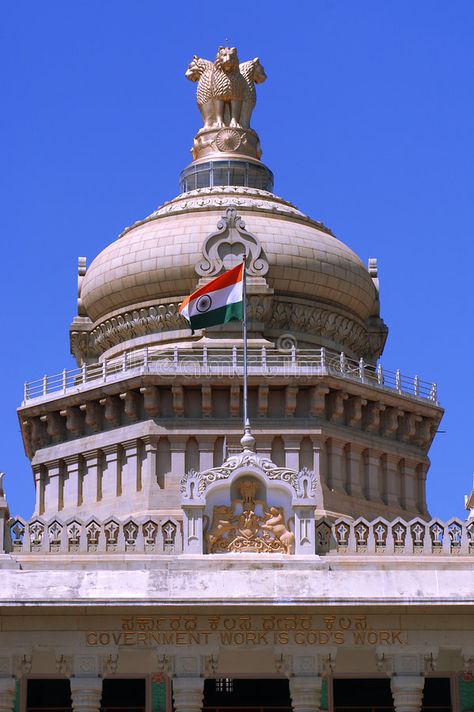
[70,677,103,712]
[33,464,44,515]
[198,436,216,472]
[82,451,99,506]
[390,676,424,712]
[142,436,159,493]
[170,438,187,476]
[172,677,204,712]
[310,435,326,489]
[365,449,382,502]
[0,679,16,712]
[402,459,419,512]
[385,453,401,507]
[102,445,119,499]
[329,439,346,493]
[121,440,139,498]
[345,442,364,497]
[284,437,300,472]
[289,676,323,712]
[63,455,80,509]
[44,460,62,514]
[417,462,428,515]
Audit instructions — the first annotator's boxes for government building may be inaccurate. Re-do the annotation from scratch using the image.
[1,47,473,712]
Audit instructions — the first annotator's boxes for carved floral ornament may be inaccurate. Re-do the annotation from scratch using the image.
[196,207,269,278]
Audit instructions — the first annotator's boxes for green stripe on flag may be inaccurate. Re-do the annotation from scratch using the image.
[189,301,243,331]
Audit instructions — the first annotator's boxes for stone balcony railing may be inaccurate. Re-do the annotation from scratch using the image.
[22,346,438,405]
[3,514,472,557]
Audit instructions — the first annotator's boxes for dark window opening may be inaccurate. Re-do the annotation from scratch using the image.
[204,678,291,712]
[27,679,72,712]
[101,679,146,712]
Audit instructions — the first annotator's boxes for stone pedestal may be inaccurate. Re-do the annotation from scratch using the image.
[0,679,16,712]
[390,676,424,712]
[172,677,204,712]
[289,676,323,712]
[70,677,103,712]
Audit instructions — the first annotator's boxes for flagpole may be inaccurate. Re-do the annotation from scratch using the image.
[242,252,248,434]
[241,252,254,451]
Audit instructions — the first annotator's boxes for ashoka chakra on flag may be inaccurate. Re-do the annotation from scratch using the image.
[179,263,244,331]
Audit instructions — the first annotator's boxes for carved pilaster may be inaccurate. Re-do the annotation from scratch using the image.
[345,442,364,498]
[101,445,120,499]
[63,455,80,509]
[289,677,323,712]
[141,436,160,493]
[44,460,62,514]
[121,440,139,497]
[82,451,100,505]
[172,677,204,712]
[390,676,424,712]
[70,677,103,712]
[384,453,401,507]
[365,449,382,503]
[198,437,216,472]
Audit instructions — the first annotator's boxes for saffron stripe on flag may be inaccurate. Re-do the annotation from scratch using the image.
[179,263,243,311]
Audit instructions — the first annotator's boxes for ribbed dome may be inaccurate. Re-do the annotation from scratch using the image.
[82,191,376,323]
[72,186,387,364]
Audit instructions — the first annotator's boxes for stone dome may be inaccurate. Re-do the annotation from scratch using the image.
[72,186,387,364]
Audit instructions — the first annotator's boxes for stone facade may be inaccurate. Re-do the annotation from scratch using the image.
[1,46,473,712]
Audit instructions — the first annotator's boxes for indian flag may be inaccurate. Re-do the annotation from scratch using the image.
[179,263,244,332]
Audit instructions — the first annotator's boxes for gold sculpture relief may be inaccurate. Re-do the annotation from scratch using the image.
[206,479,294,554]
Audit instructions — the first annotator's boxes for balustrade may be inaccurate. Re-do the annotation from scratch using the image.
[3,514,472,557]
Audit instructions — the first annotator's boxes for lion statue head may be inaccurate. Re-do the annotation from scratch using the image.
[214,46,240,73]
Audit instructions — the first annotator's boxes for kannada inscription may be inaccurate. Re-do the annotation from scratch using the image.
[86,615,407,647]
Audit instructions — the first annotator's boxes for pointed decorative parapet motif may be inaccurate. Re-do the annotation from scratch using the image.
[185,47,267,160]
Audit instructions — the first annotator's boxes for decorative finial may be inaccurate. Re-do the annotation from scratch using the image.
[0,472,4,497]
[185,47,267,161]
[240,419,255,452]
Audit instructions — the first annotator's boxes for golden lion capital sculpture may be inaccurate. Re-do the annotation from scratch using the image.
[185,47,267,133]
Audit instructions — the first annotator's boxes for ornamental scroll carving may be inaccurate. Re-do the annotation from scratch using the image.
[196,207,268,278]
[207,478,295,554]
[180,450,301,494]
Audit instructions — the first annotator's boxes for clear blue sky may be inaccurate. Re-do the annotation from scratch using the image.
[1,1,473,519]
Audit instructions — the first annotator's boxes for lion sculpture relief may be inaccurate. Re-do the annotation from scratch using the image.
[185,47,267,131]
